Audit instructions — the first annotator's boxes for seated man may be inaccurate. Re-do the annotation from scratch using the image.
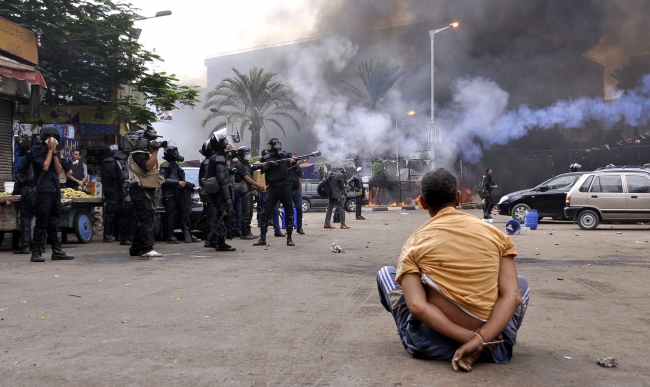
[377,168,529,372]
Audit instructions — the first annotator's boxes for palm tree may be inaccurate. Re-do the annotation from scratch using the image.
[342,59,405,110]
[202,67,303,156]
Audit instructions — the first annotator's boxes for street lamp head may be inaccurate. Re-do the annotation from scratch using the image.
[155,10,172,17]
[408,110,416,116]
[450,22,459,28]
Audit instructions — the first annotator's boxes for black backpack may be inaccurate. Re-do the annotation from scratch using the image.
[317,175,333,198]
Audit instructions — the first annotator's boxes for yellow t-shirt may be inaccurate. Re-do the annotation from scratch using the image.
[396,207,517,320]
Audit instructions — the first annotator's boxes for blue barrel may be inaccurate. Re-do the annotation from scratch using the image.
[524,209,538,230]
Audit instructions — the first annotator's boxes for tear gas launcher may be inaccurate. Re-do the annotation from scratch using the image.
[251,150,321,171]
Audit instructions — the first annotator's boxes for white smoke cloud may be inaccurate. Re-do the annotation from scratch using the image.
[438,74,650,163]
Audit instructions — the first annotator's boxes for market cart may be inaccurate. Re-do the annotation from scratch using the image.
[0,196,103,247]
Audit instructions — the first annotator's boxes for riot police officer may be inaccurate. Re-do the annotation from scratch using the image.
[159,146,198,244]
[30,125,74,262]
[348,167,366,220]
[254,138,297,247]
[234,146,265,239]
[101,144,121,243]
[13,136,37,254]
[199,140,218,248]
[112,146,135,245]
[204,131,236,251]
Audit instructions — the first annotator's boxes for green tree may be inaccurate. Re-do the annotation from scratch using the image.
[342,59,405,110]
[1,0,199,125]
[202,67,303,156]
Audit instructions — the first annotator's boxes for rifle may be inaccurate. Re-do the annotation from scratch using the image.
[251,150,321,171]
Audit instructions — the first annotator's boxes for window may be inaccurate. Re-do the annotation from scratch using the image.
[579,175,594,192]
[625,175,650,193]
[544,175,579,191]
[590,175,623,193]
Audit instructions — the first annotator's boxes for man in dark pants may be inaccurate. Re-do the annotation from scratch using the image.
[290,151,305,234]
[113,147,135,245]
[159,146,198,244]
[348,167,366,220]
[235,146,265,240]
[481,168,498,220]
[205,131,237,251]
[324,167,349,229]
[13,137,37,254]
[254,138,297,247]
[101,145,121,243]
[199,140,218,248]
[29,125,74,263]
[127,130,164,258]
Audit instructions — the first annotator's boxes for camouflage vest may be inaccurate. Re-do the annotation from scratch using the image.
[127,151,165,189]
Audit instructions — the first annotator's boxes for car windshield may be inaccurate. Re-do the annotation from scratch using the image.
[184,168,199,186]
[541,175,579,191]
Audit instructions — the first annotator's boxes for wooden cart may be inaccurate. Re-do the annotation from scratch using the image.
[0,196,103,247]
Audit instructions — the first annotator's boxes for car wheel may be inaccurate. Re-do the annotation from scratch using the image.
[302,199,311,213]
[511,203,531,223]
[577,209,599,230]
[345,198,356,213]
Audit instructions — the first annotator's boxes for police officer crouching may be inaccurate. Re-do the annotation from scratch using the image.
[254,138,297,247]
[160,146,199,244]
[30,125,74,262]
[127,129,165,258]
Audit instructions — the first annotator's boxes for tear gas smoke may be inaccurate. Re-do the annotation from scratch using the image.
[438,75,650,163]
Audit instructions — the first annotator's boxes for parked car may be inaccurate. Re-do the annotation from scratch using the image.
[497,172,587,222]
[153,167,205,240]
[564,167,650,230]
[300,179,368,212]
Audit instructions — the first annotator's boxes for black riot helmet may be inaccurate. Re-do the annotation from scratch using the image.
[267,138,282,153]
[164,145,184,162]
[40,124,61,143]
[237,146,251,161]
[199,140,213,157]
[209,130,228,153]
[106,144,118,158]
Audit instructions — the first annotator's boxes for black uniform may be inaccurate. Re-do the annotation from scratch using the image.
[256,151,295,246]
[128,153,157,256]
[199,156,218,247]
[13,152,36,254]
[481,173,496,219]
[101,151,134,243]
[348,174,365,219]
[30,143,74,261]
[206,151,237,250]
[159,159,196,243]
[234,159,255,238]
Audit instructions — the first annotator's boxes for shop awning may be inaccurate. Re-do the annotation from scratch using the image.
[0,55,47,117]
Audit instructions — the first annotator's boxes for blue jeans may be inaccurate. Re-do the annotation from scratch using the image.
[292,188,303,229]
[258,192,281,233]
[376,266,529,363]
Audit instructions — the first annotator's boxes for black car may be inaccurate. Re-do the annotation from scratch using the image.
[497,172,587,222]
[300,179,368,212]
[153,167,205,240]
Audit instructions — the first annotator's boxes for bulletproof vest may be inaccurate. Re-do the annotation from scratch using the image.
[127,151,165,189]
[20,152,36,186]
[201,157,213,181]
[162,161,179,181]
[113,152,130,182]
[71,162,85,181]
[262,151,294,186]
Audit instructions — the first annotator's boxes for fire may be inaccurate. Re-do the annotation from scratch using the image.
[460,188,473,203]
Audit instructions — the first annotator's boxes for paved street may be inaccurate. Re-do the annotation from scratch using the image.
[1,209,649,386]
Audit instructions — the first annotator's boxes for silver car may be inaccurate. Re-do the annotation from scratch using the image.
[564,167,650,230]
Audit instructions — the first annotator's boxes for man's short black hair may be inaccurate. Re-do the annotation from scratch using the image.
[420,168,457,208]
[485,168,491,174]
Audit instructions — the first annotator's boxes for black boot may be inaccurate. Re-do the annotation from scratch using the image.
[296,228,305,235]
[14,224,32,254]
[51,243,74,261]
[216,236,236,251]
[167,236,180,244]
[253,226,267,246]
[103,216,114,243]
[103,235,113,243]
[30,244,45,263]
[204,240,216,248]
[286,229,295,247]
[119,235,132,246]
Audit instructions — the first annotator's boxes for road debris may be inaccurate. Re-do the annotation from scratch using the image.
[596,357,618,368]
[332,243,345,253]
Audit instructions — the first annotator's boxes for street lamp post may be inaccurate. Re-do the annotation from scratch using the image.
[395,110,416,204]
[429,22,458,133]
[134,11,172,39]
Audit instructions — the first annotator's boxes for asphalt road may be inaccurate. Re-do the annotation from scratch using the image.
[1,209,649,386]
